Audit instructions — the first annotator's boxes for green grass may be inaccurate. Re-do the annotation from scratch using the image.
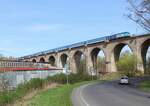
[139,80,150,92]
[0,78,45,106]
[28,81,98,106]
[0,73,97,106]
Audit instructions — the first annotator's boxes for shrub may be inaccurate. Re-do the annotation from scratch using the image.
[117,54,138,77]
[46,73,97,84]
[46,73,67,84]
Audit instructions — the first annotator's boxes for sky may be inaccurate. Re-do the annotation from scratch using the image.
[0,0,146,57]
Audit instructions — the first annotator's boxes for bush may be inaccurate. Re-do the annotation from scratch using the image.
[117,54,139,77]
[139,80,150,92]
[46,73,66,84]
[46,73,97,84]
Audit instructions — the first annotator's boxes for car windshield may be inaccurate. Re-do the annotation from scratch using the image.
[121,77,128,79]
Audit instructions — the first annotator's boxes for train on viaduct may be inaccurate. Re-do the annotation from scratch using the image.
[19,32,150,75]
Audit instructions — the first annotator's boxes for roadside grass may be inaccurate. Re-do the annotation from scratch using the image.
[139,80,150,92]
[0,78,46,106]
[0,73,97,106]
[27,81,99,106]
[0,71,121,106]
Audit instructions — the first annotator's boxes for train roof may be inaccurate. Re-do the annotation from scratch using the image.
[20,32,131,59]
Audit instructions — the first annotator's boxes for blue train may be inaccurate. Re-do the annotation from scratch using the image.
[21,32,130,58]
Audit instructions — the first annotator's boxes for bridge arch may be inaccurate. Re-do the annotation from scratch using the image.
[60,53,68,68]
[90,47,106,75]
[113,43,133,62]
[32,59,36,62]
[39,57,45,63]
[110,43,134,72]
[73,50,86,73]
[141,39,150,74]
[49,56,56,66]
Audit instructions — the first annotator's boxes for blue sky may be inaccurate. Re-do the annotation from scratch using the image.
[0,0,145,57]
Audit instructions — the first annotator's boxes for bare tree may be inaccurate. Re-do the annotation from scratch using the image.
[127,0,150,32]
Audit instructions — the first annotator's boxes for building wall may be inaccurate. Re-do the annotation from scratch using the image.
[0,70,62,91]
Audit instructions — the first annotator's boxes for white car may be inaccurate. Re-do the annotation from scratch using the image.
[119,76,129,85]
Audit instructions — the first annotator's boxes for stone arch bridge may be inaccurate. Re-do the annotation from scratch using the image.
[20,33,150,75]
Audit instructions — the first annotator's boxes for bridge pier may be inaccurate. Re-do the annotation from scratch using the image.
[86,49,94,75]
[134,39,144,73]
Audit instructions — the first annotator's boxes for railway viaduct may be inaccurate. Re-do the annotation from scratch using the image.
[20,33,150,75]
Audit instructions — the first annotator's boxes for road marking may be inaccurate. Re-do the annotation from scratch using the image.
[79,84,90,106]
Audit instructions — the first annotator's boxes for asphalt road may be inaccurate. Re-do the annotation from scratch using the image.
[71,81,150,106]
